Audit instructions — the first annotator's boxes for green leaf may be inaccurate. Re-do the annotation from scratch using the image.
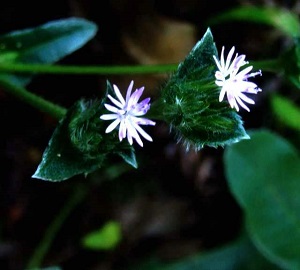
[160,28,249,149]
[209,6,300,38]
[224,129,300,269]
[130,236,279,270]
[117,149,138,169]
[270,94,300,131]
[33,81,137,181]
[0,17,98,85]
[82,221,122,250]
[32,99,106,181]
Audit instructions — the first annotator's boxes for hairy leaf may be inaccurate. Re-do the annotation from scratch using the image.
[160,28,249,150]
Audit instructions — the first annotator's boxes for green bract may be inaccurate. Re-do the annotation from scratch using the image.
[159,28,249,150]
[33,81,137,181]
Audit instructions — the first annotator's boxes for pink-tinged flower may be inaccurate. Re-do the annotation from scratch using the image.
[213,46,262,112]
[100,80,156,147]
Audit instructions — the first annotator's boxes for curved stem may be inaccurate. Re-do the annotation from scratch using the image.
[0,63,178,75]
[0,78,66,119]
[26,184,88,269]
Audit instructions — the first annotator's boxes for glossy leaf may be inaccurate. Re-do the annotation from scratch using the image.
[224,129,300,269]
[0,17,98,85]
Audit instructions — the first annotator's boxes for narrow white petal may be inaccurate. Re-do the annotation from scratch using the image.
[236,66,253,79]
[132,116,156,126]
[225,46,235,71]
[108,94,123,108]
[127,122,143,147]
[128,88,144,109]
[104,103,120,113]
[100,114,119,120]
[235,96,250,112]
[238,92,255,104]
[127,132,133,145]
[113,84,125,105]
[132,122,153,142]
[213,55,222,72]
[220,46,225,70]
[219,86,227,102]
[244,88,260,94]
[134,135,143,147]
[215,80,225,87]
[105,119,121,133]
[237,81,258,91]
[119,120,127,141]
[125,80,134,103]
[227,93,239,112]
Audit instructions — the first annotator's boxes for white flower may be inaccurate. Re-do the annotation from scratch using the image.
[100,80,156,147]
[213,46,262,112]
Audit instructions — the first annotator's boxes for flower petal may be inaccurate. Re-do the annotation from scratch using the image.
[238,92,255,104]
[119,119,127,141]
[100,114,119,120]
[108,94,123,109]
[125,80,134,103]
[113,84,125,105]
[104,103,120,113]
[132,121,153,142]
[225,46,235,72]
[105,118,121,133]
[127,121,143,147]
[235,96,250,112]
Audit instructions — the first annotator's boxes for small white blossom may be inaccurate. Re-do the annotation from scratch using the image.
[213,46,262,112]
[100,80,156,147]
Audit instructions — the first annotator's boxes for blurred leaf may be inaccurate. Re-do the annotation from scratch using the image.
[82,221,122,250]
[224,129,300,269]
[131,236,279,270]
[0,17,98,85]
[270,94,300,131]
[161,28,249,150]
[209,6,300,37]
[280,37,300,89]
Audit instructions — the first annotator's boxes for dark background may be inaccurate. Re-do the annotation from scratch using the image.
[0,0,297,269]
